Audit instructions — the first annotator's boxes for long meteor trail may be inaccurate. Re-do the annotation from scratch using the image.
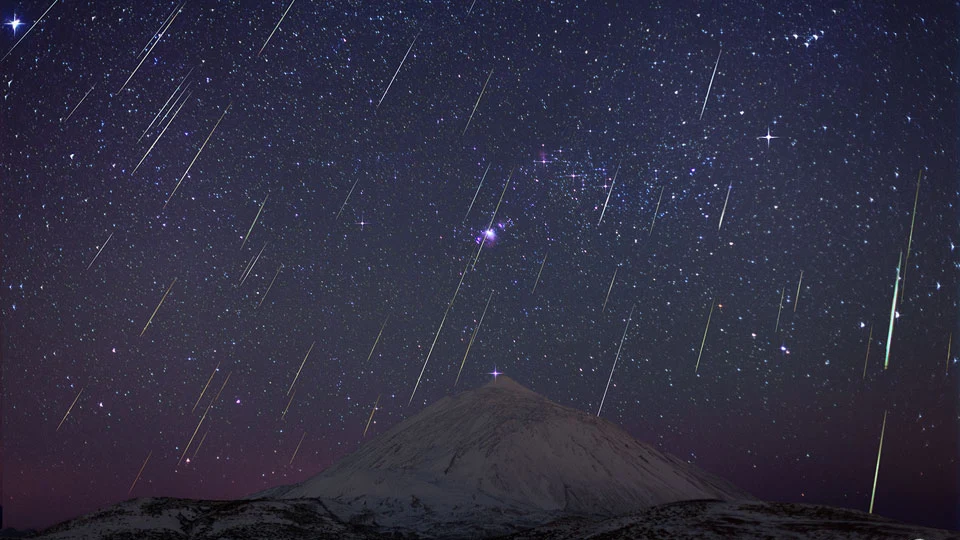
[774,285,785,332]
[165,102,232,209]
[862,324,873,380]
[287,341,315,395]
[141,278,177,337]
[409,305,450,405]
[597,162,620,226]
[601,266,618,312]
[56,387,83,431]
[378,30,420,108]
[463,68,494,135]
[694,299,716,373]
[884,253,901,370]
[900,169,921,303]
[456,290,493,386]
[794,270,803,313]
[366,316,389,363]
[128,451,152,494]
[258,0,297,57]
[240,194,269,250]
[699,48,722,120]
[2,0,59,63]
[362,396,380,438]
[86,231,114,270]
[472,170,512,268]
[597,304,636,417]
[868,410,887,514]
[62,84,96,124]
[118,2,182,93]
[531,252,547,294]
[718,182,732,231]
[649,185,664,235]
[464,163,491,222]
[133,89,192,176]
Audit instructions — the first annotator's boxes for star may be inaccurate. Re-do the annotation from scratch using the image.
[757,127,781,148]
[6,15,22,34]
[489,366,502,380]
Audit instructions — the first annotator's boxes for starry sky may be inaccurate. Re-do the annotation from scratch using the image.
[1,0,958,532]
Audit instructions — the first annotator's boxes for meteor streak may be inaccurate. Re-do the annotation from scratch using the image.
[649,185,664,235]
[472,170,511,268]
[56,387,83,431]
[597,162,620,226]
[601,266,618,312]
[900,170,921,303]
[240,194,269,250]
[531,252,547,294]
[62,84,96,124]
[456,290,493,386]
[165,102,232,209]
[118,2,182,93]
[463,68,494,135]
[718,182,732,231]
[139,68,193,142]
[862,324,873,380]
[868,410,887,514]
[290,431,307,464]
[597,304,635,417]
[363,396,380,438]
[366,316,389,363]
[239,242,267,286]
[258,0,297,57]
[699,48,722,120]
[884,253,901,370]
[947,333,952,375]
[133,89,191,176]
[86,231,114,270]
[129,451,152,494]
[774,285,785,332]
[191,429,208,460]
[287,341,315,396]
[378,30,420,108]
[281,388,297,421]
[141,278,177,337]
[192,362,220,413]
[694,299,715,373]
[1,0,59,63]
[336,177,360,220]
[793,270,803,313]
[464,163,491,222]
[256,263,283,309]
[410,306,450,405]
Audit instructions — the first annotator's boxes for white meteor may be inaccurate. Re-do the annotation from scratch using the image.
[86,231,114,270]
[597,162,620,226]
[240,194,269,250]
[699,48,722,120]
[378,30,420,108]
[718,182,732,231]
[463,68,494,135]
[258,0,297,57]
[597,304,635,417]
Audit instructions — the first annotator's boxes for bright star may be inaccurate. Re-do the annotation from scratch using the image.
[757,127,781,148]
[489,366,502,380]
[6,15,22,34]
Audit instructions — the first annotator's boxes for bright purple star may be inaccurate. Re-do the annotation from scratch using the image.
[6,15,22,34]
[489,366,502,380]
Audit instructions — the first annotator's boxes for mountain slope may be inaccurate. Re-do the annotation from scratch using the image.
[258,376,751,536]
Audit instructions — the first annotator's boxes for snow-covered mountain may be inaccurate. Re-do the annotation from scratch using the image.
[28,377,958,539]
[255,376,751,537]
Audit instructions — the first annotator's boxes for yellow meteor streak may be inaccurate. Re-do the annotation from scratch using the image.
[694,299,715,373]
[129,451,152,494]
[290,431,307,464]
[649,185,664,235]
[178,411,207,467]
[601,266,618,312]
[363,396,380,438]
[456,290,493,386]
[793,270,803,313]
[140,278,177,337]
[240,194,268,250]
[258,0,297,57]
[900,169,921,303]
[946,333,952,375]
[287,341,315,396]
[774,285,785,332]
[165,102,232,209]
[366,316,389,363]
[862,324,873,380]
[56,387,83,431]
[281,388,297,421]
[531,252,547,294]
[192,362,220,413]
[192,429,208,460]
[868,410,887,514]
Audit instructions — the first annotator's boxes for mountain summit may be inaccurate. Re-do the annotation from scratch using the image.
[260,376,751,536]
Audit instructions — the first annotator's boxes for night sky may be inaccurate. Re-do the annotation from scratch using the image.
[1,0,958,532]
